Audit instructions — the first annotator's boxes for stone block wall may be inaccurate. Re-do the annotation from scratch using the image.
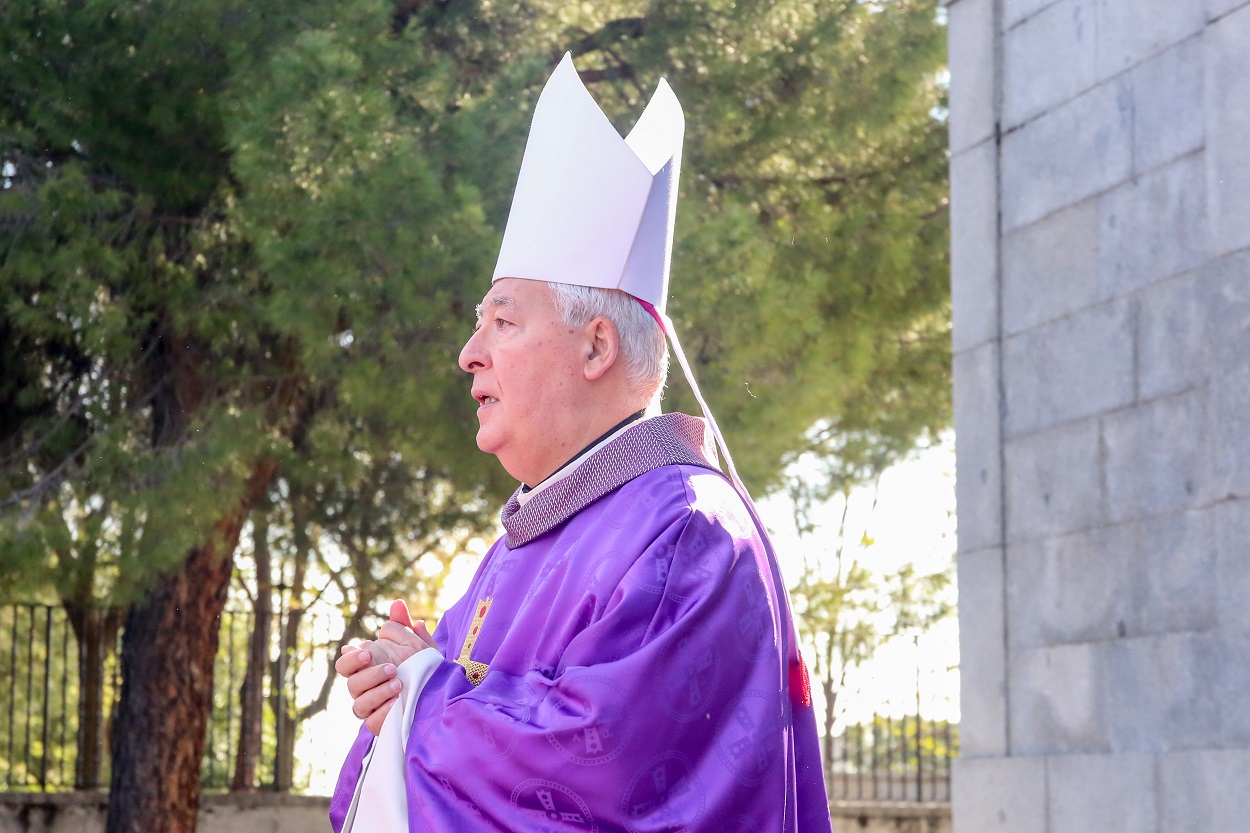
[946,1,1250,831]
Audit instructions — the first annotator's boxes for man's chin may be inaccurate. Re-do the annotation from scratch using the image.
[477,440,530,483]
[474,429,503,457]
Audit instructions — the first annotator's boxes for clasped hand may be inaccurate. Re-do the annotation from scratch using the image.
[335,600,437,735]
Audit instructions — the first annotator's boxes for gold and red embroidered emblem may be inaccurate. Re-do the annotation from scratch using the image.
[454,597,492,686]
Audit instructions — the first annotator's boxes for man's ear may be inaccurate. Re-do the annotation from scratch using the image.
[583,316,620,381]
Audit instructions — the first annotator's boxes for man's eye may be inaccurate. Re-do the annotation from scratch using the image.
[495,318,512,329]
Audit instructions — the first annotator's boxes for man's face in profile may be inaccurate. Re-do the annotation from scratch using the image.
[458,278,587,484]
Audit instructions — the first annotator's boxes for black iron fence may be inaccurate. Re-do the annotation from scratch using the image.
[828,714,957,803]
[1,604,83,791]
[1,601,959,801]
[0,602,339,793]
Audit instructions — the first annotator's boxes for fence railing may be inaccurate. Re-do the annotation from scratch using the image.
[828,714,957,803]
[0,602,337,793]
[2,604,82,791]
[1,601,959,801]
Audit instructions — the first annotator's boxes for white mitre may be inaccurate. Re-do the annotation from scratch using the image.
[492,52,682,315]
[492,53,753,504]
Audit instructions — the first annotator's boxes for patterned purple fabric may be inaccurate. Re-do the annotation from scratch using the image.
[331,414,832,833]
[501,413,720,547]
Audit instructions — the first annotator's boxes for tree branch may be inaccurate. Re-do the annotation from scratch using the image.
[567,17,646,59]
[575,65,637,85]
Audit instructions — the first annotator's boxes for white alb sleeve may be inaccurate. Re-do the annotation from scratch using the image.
[340,648,442,833]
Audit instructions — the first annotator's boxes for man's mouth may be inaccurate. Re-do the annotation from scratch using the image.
[474,393,498,406]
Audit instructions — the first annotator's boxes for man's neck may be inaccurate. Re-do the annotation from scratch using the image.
[522,409,646,492]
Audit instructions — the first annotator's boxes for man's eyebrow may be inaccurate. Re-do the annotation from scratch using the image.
[475,294,518,320]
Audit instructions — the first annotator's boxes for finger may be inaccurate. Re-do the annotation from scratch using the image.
[365,697,397,736]
[345,663,398,700]
[377,620,429,650]
[389,599,414,629]
[351,674,402,722]
[413,620,437,650]
[337,642,367,662]
[334,646,373,678]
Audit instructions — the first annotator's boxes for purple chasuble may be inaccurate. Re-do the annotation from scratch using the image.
[331,413,832,832]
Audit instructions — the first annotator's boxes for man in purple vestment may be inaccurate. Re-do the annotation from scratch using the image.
[330,53,833,833]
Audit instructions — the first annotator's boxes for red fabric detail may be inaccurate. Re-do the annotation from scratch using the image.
[635,298,666,333]
[790,654,812,708]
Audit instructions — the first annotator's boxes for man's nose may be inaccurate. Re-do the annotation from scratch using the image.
[458,330,489,373]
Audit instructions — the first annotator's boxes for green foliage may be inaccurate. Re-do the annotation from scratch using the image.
[428,0,954,493]
[0,1,505,606]
[2,0,948,600]
[653,0,951,491]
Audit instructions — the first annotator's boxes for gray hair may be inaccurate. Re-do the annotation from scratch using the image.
[546,282,669,401]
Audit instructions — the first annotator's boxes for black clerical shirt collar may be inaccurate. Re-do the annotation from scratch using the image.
[520,410,647,494]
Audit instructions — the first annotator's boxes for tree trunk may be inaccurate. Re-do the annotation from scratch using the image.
[274,704,297,792]
[268,606,299,794]
[231,507,272,792]
[821,639,836,790]
[105,460,276,833]
[272,597,304,791]
[65,604,121,789]
[269,495,310,791]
